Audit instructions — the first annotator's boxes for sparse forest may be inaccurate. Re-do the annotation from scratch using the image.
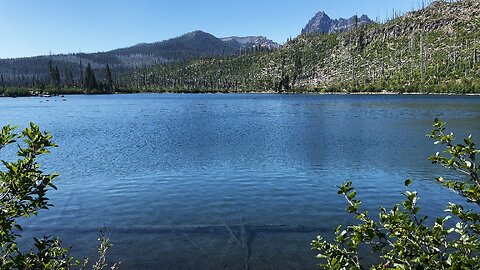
[122,0,480,94]
[0,31,278,96]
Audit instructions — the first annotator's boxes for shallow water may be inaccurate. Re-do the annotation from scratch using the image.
[1,93,479,269]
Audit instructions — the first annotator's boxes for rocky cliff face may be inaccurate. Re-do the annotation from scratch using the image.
[302,12,374,34]
[221,36,281,50]
[301,11,333,34]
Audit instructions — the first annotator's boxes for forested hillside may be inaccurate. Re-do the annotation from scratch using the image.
[0,31,278,94]
[125,0,480,93]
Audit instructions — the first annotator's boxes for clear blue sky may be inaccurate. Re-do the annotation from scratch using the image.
[0,0,421,59]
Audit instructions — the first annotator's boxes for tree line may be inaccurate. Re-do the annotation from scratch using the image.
[0,59,117,96]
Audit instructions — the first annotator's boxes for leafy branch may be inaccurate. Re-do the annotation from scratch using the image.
[312,119,480,269]
[0,123,120,270]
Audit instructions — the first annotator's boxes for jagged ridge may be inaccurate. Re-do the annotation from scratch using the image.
[301,11,374,34]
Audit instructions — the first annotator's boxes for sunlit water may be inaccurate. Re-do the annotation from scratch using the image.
[1,93,480,269]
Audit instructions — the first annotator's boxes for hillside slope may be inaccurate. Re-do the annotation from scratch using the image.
[0,31,279,85]
[129,0,480,93]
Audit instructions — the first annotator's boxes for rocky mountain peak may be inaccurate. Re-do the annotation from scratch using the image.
[302,11,374,34]
[302,11,333,34]
[314,11,329,19]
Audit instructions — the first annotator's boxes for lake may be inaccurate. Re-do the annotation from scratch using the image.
[1,93,480,269]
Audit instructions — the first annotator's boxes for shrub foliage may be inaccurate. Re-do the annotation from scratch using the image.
[312,118,480,269]
[0,123,119,270]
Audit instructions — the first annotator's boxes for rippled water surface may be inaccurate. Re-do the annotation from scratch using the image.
[1,94,480,269]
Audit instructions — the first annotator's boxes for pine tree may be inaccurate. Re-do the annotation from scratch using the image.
[53,66,61,87]
[0,75,5,92]
[84,64,98,91]
[79,59,84,87]
[47,59,54,86]
[65,70,74,87]
[104,64,113,92]
[47,59,61,88]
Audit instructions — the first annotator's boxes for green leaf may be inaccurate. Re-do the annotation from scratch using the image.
[405,179,412,187]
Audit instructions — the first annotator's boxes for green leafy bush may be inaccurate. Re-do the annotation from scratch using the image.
[312,118,480,269]
[0,123,119,270]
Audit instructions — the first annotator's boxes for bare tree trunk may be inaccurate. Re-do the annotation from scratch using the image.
[381,34,386,84]
[424,37,428,76]
[474,48,477,69]
[453,49,457,71]
[420,31,424,81]
[351,16,359,90]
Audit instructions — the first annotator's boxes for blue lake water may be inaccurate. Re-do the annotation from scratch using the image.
[1,93,480,269]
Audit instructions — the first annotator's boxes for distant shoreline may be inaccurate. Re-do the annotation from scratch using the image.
[112,90,480,96]
[2,89,480,98]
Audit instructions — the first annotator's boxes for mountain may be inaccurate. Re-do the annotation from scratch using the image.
[105,30,243,66]
[301,11,374,34]
[125,0,480,94]
[0,30,280,84]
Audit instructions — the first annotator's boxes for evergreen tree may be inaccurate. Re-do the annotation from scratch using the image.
[0,75,4,92]
[47,59,54,86]
[65,70,74,87]
[79,59,84,87]
[84,63,98,91]
[47,59,61,88]
[53,66,61,87]
[104,64,113,92]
